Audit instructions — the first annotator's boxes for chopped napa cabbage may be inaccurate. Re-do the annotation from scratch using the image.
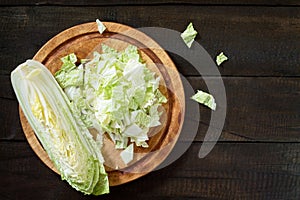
[55,53,82,88]
[54,44,167,150]
[191,90,216,111]
[216,52,228,66]
[96,19,106,34]
[55,68,84,88]
[11,60,109,195]
[120,143,134,165]
[181,22,198,48]
[59,53,77,72]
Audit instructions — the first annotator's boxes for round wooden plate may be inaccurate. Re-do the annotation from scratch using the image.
[20,22,185,186]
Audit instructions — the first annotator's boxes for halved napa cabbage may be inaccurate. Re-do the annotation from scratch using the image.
[11,60,109,195]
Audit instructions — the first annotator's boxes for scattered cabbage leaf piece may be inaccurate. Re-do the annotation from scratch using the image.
[96,19,106,34]
[191,90,216,111]
[120,143,134,165]
[181,22,198,48]
[11,60,109,195]
[216,52,228,66]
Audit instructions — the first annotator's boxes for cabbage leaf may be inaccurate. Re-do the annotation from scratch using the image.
[191,90,216,110]
[216,52,228,66]
[181,22,198,48]
[96,19,106,34]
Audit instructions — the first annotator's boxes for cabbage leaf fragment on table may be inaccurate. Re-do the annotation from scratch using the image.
[191,90,216,111]
[96,19,106,34]
[216,52,228,66]
[181,22,198,48]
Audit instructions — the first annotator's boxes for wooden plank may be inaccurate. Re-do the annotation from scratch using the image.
[189,77,300,142]
[0,0,300,6]
[1,6,300,76]
[0,75,14,100]
[2,76,300,142]
[0,98,24,141]
[1,141,300,199]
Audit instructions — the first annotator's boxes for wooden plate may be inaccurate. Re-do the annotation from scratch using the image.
[20,22,185,186]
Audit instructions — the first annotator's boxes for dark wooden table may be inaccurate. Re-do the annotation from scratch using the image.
[1,1,300,199]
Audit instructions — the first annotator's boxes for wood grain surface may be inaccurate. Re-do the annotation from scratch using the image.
[1,141,300,199]
[1,0,300,6]
[0,6,299,77]
[1,1,300,199]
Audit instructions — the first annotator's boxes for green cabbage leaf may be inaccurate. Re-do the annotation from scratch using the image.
[191,90,216,110]
[181,22,198,48]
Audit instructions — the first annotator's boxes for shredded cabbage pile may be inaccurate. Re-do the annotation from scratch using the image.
[55,44,167,149]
